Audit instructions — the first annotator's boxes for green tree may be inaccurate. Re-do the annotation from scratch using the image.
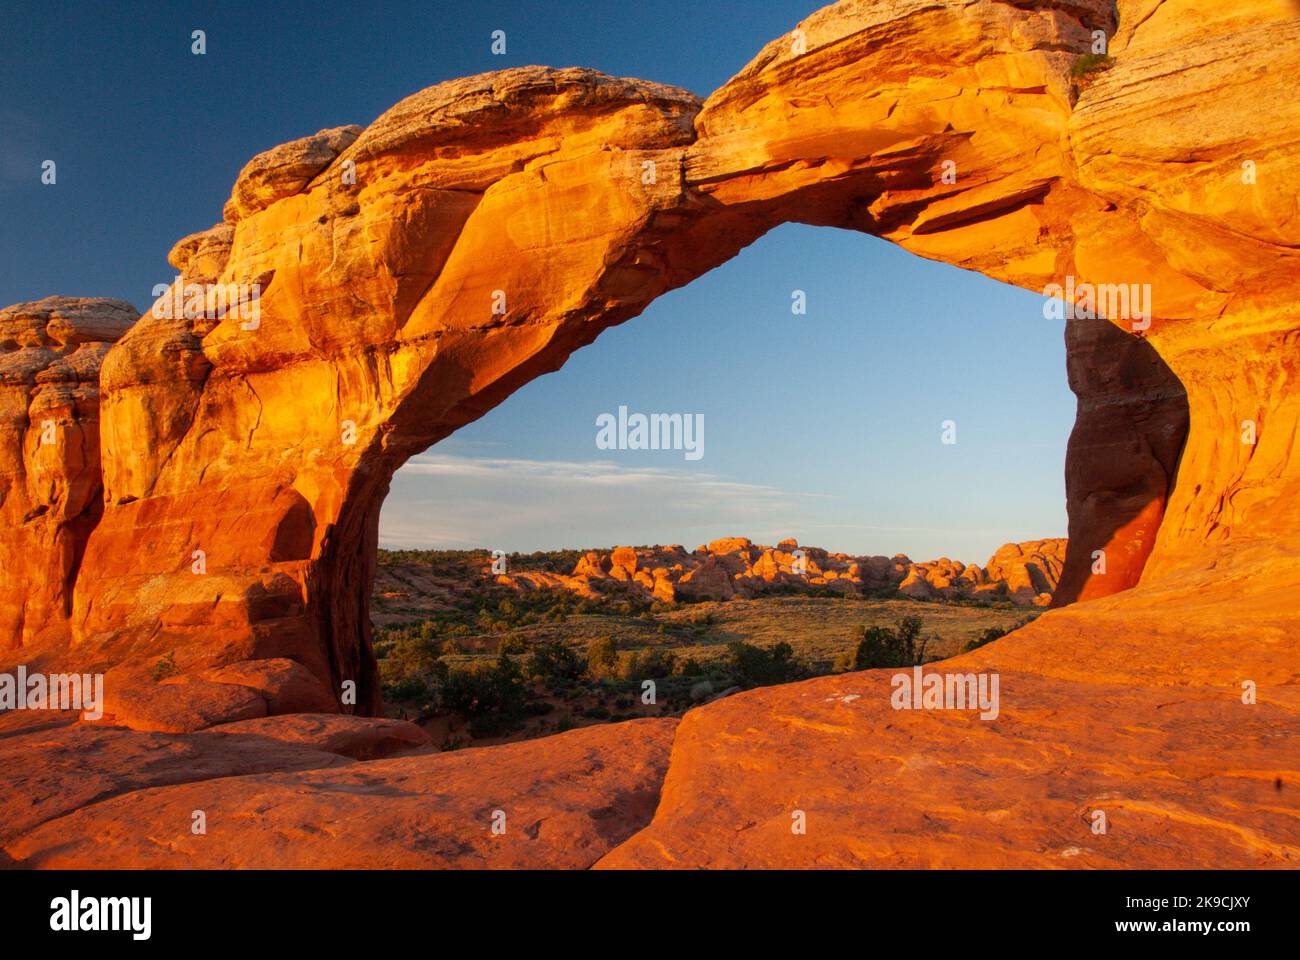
[839,617,929,670]
[586,636,619,680]
[525,641,583,682]
[439,654,526,736]
[727,640,798,688]
[619,648,678,682]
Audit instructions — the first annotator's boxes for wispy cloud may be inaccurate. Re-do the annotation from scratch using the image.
[379,453,815,551]
[379,452,1062,563]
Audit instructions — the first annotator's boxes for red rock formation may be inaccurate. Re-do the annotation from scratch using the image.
[497,537,1067,606]
[2,0,1298,868]
[0,297,136,650]
[52,69,706,727]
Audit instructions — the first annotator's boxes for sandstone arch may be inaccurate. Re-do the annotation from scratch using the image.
[3,0,1297,739]
[2,0,1298,868]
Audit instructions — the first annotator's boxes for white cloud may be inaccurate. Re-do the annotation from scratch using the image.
[379,452,1061,564]
[379,453,813,551]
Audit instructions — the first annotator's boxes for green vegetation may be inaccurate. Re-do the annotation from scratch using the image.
[1071,53,1114,78]
[439,655,527,738]
[960,619,1030,653]
[376,547,589,573]
[371,549,1039,748]
[834,616,931,671]
[727,640,800,688]
[585,636,620,680]
[152,651,180,683]
[524,641,584,682]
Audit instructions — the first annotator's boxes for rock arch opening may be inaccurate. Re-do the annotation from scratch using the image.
[378,223,1081,567]
[364,220,1190,736]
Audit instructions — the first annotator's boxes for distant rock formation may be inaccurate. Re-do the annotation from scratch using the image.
[497,537,1068,607]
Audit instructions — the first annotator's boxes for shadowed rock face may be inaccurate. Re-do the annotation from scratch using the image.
[1,0,1298,868]
[1053,314,1188,606]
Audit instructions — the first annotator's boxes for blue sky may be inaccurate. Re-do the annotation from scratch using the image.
[1,0,1074,564]
[386,226,1072,562]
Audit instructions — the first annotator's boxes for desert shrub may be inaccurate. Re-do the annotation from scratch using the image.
[727,640,798,689]
[618,648,678,682]
[524,641,584,682]
[499,635,527,656]
[386,676,429,701]
[961,619,1030,653]
[505,549,585,574]
[375,626,451,698]
[152,651,179,683]
[583,705,611,720]
[675,657,704,677]
[837,616,930,670]
[1071,52,1113,78]
[962,626,1007,654]
[439,655,526,736]
[586,636,620,680]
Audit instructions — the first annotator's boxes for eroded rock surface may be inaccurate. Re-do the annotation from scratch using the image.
[7,718,675,869]
[0,297,136,651]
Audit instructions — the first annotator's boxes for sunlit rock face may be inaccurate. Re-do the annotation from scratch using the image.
[51,68,705,728]
[495,537,1069,606]
[0,297,136,651]
[2,0,1299,871]
[603,0,1300,869]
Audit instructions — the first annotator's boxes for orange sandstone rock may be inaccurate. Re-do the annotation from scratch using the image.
[2,0,1298,869]
[0,297,136,651]
[6,718,676,869]
[205,713,431,760]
